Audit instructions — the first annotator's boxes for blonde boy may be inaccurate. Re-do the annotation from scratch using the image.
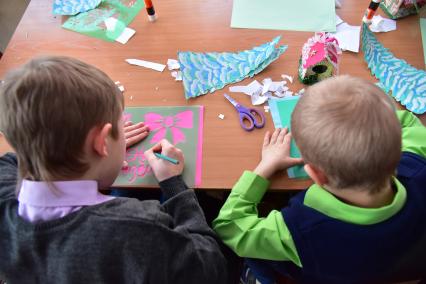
[0,56,227,283]
[214,75,426,283]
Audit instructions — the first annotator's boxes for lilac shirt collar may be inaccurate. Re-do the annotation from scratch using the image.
[17,180,115,223]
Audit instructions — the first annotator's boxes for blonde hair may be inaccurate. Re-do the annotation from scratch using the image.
[291,75,401,192]
[0,56,124,181]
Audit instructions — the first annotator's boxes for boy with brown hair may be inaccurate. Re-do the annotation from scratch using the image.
[213,75,426,283]
[0,56,228,283]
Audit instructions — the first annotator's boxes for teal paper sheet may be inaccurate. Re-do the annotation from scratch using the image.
[269,97,308,179]
[178,36,287,99]
[421,18,426,69]
[361,23,426,114]
[231,0,336,32]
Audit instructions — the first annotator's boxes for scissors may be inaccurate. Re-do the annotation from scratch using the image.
[224,94,265,131]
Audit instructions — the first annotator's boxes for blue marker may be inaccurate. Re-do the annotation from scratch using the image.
[154,152,179,165]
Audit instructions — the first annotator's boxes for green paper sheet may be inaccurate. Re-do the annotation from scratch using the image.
[269,97,308,179]
[113,106,204,187]
[62,0,144,42]
[421,18,426,69]
[231,0,336,32]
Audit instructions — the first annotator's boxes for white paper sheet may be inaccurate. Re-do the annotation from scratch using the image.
[332,22,361,53]
[369,15,396,33]
[125,59,166,72]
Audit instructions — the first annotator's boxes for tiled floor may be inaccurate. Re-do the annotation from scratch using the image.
[0,0,30,53]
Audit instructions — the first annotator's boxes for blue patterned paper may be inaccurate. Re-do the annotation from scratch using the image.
[362,23,426,114]
[53,0,101,15]
[178,36,288,99]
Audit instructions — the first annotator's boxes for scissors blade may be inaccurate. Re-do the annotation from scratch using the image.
[224,94,239,108]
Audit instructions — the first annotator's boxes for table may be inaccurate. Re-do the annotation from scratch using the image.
[0,0,424,190]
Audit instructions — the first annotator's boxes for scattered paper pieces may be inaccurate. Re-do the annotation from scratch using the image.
[171,71,183,81]
[105,17,135,44]
[332,19,361,53]
[167,59,180,70]
[218,114,225,119]
[230,77,297,106]
[115,81,125,92]
[369,15,396,33]
[125,59,166,72]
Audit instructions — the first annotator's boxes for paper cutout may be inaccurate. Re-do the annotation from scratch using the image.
[167,59,181,70]
[231,0,336,32]
[62,0,144,42]
[178,36,287,99]
[361,23,426,114]
[113,106,204,187]
[53,0,101,15]
[369,15,397,33]
[105,17,136,44]
[126,59,166,72]
[269,97,308,179]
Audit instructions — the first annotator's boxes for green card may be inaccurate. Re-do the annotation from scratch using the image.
[269,97,308,179]
[62,0,144,42]
[231,0,336,32]
[113,106,204,187]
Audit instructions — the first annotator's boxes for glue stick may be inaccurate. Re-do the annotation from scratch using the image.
[144,0,157,22]
[362,0,381,24]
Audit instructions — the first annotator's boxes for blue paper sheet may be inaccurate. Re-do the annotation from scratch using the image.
[178,36,287,99]
[53,0,101,15]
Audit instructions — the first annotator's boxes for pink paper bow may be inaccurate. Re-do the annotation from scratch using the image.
[144,110,193,145]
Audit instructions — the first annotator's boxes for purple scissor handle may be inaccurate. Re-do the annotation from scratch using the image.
[224,94,265,131]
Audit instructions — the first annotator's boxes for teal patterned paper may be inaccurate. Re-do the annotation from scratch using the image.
[362,23,426,114]
[178,36,288,99]
[53,0,101,15]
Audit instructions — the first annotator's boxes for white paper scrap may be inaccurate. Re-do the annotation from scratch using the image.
[262,78,272,95]
[118,85,125,92]
[171,71,183,81]
[251,89,268,105]
[126,59,166,72]
[369,15,396,33]
[218,114,225,120]
[167,59,180,70]
[281,74,293,83]
[336,15,344,26]
[105,17,136,45]
[332,22,361,53]
[229,80,262,96]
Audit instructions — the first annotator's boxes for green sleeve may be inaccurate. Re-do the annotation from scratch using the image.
[396,110,426,158]
[212,171,301,267]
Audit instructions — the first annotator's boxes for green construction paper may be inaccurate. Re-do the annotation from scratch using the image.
[62,0,144,42]
[421,18,426,69]
[231,0,336,32]
[113,106,204,187]
[269,97,308,179]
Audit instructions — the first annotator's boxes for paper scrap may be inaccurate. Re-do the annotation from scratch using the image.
[332,22,361,53]
[369,15,396,33]
[281,74,293,84]
[167,59,180,70]
[105,17,135,44]
[171,71,183,81]
[115,81,125,92]
[126,59,166,72]
[335,15,344,26]
[218,114,225,119]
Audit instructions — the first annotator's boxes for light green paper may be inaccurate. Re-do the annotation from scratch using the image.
[231,0,336,32]
[269,97,308,179]
[62,0,144,42]
[421,18,426,69]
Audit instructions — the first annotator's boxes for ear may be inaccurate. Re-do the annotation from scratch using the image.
[92,123,113,157]
[304,164,329,186]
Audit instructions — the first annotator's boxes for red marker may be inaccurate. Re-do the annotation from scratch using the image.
[362,0,381,24]
[144,0,157,22]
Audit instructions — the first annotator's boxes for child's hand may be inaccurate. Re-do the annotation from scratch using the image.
[124,121,150,148]
[144,139,185,182]
[254,128,304,179]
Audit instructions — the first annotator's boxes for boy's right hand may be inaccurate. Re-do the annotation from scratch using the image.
[254,128,304,179]
[144,139,185,182]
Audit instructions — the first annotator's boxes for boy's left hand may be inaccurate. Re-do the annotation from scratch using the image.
[254,128,304,179]
[124,121,150,148]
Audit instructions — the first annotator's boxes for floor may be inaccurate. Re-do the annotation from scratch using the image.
[0,0,30,54]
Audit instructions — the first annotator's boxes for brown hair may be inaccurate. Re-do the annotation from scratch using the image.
[0,56,124,181]
[291,75,401,192]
